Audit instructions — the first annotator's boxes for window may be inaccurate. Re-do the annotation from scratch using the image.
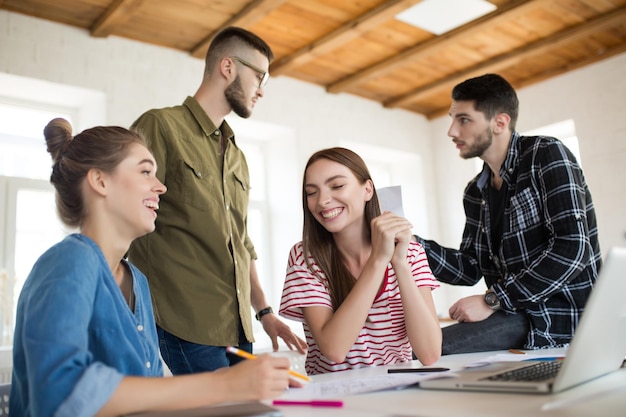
[227,116,301,351]
[0,177,74,347]
[474,119,582,173]
[340,141,430,237]
[0,102,74,180]
[237,140,270,306]
[523,119,582,166]
[0,73,104,347]
[0,100,77,346]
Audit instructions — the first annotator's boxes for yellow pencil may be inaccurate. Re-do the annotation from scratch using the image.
[226,346,310,382]
[509,348,526,355]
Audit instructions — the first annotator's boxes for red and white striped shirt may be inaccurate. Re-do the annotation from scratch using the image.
[279,241,438,375]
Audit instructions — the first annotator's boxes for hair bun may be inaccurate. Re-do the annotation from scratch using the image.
[44,118,73,162]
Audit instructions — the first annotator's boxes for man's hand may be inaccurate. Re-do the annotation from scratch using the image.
[261,313,307,354]
[448,294,495,323]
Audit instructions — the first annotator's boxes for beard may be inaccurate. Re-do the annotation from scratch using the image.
[461,127,493,159]
[225,76,252,118]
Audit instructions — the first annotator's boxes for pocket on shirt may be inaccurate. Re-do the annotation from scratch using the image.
[232,171,250,211]
[509,187,542,231]
[182,159,217,211]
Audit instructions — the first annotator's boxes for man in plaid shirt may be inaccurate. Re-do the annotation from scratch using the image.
[415,74,602,354]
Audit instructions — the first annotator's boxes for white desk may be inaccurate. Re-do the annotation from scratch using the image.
[272,349,626,417]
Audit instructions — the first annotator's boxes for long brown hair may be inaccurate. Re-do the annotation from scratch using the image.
[301,147,381,310]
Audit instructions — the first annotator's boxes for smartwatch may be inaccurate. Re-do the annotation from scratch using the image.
[484,289,502,311]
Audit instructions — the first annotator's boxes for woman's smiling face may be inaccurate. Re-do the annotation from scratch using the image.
[105,143,166,239]
[304,158,372,234]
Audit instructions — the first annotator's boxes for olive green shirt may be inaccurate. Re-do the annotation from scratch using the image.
[129,96,257,346]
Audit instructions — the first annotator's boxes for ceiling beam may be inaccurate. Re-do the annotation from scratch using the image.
[91,0,144,37]
[385,6,626,109]
[424,42,626,120]
[270,0,422,76]
[326,0,538,94]
[190,0,286,59]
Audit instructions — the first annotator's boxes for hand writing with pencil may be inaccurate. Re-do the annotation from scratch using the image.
[227,346,308,387]
[213,351,302,401]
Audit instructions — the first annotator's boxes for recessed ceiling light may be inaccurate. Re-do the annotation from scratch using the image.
[396,0,497,35]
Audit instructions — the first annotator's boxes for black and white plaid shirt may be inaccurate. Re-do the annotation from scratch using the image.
[417,132,602,349]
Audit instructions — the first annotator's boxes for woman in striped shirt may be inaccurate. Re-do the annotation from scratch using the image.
[279,147,442,375]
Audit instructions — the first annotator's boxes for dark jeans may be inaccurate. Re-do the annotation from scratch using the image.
[157,325,253,375]
[441,310,530,355]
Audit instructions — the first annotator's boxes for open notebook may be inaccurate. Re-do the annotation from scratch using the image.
[420,246,626,394]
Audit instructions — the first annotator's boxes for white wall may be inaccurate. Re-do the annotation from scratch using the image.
[2,10,625,316]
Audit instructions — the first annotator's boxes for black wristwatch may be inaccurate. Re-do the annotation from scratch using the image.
[255,306,273,321]
[484,289,502,311]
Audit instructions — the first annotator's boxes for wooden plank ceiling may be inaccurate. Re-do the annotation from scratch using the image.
[3,0,625,119]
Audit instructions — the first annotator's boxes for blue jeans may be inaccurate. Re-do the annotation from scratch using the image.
[441,310,530,355]
[157,325,253,374]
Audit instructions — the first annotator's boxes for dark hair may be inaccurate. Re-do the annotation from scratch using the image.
[451,73,519,131]
[44,118,146,228]
[205,26,274,72]
[301,147,381,310]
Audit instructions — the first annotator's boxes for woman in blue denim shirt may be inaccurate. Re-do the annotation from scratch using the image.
[10,118,294,416]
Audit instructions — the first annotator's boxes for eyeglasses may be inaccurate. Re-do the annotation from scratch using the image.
[230,56,269,89]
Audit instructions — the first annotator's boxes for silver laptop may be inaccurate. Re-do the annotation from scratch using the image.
[420,246,626,394]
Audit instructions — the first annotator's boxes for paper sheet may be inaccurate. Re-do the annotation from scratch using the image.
[281,372,442,399]
[377,186,404,217]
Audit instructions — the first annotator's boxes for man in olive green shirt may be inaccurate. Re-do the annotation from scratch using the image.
[129,26,306,374]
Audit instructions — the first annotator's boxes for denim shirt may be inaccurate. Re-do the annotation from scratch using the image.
[417,133,601,348]
[10,234,163,417]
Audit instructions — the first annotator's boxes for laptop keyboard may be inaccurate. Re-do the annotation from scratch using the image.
[483,360,562,382]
